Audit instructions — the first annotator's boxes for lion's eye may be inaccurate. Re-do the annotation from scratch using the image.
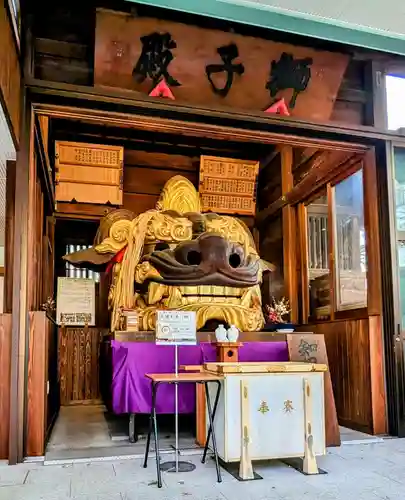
[187,250,202,266]
[229,253,241,268]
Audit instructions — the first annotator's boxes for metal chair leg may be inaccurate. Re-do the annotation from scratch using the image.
[151,382,162,488]
[143,412,152,468]
[204,381,222,483]
[202,380,221,463]
[129,413,137,443]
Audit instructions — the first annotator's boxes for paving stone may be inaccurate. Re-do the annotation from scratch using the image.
[122,484,227,500]
[71,494,123,500]
[0,482,71,500]
[1,438,405,499]
[25,464,74,484]
[0,464,29,486]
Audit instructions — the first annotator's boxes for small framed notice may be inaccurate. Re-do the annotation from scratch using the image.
[156,311,197,345]
[56,277,96,326]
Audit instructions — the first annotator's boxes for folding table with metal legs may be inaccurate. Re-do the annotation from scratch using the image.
[143,373,223,488]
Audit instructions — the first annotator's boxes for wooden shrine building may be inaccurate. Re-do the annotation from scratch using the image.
[3,0,405,464]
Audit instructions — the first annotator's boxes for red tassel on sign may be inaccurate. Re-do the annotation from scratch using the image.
[149,79,176,100]
[106,246,127,274]
[264,98,290,116]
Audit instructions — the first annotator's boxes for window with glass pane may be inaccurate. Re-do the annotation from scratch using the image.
[333,169,367,310]
[306,192,330,320]
[393,147,405,329]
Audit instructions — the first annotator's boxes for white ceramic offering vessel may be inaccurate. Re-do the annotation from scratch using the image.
[227,324,239,342]
[215,324,228,342]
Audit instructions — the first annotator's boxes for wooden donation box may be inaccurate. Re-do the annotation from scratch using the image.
[205,361,327,472]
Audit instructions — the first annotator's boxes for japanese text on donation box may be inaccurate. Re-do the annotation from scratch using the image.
[56,277,96,326]
[156,311,196,345]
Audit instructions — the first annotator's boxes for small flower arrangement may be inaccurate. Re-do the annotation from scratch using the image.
[41,297,56,316]
[264,297,291,324]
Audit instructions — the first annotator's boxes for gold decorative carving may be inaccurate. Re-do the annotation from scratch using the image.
[156,175,201,214]
[64,175,273,331]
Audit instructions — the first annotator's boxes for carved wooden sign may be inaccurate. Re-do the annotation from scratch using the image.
[199,156,259,215]
[95,10,349,122]
[55,141,124,206]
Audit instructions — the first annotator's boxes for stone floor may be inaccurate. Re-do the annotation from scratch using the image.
[2,438,405,500]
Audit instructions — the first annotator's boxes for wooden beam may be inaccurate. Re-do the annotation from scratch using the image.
[363,149,382,315]
[9,101,32,464]
[259,148,280,172]
[28,78,405,143]
[4,160,16,313]
[281,146,298,322]
[256,152,364,226]
[327,183,336,322]
[298,203,310,323]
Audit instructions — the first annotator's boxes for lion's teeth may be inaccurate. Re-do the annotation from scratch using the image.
[147,283,166,305]
[241,288,253,307]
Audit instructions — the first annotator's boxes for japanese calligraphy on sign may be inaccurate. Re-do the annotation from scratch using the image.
[266,52,313,108]
[132,32,181,88]
[206,43,244,97]
[95,10,349,122]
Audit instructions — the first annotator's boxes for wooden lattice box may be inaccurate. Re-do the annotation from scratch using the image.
[199,156,259,215]
[55,141,124,206]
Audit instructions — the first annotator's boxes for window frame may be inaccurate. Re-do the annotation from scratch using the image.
[298,158,375,324]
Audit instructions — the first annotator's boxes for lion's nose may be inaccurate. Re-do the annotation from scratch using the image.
[177,234,244,271]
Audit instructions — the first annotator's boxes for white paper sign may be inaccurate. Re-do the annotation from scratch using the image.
[156,310,197,345]
[56,277,96,326]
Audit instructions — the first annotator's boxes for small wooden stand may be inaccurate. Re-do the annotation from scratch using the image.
[215,342,243,362]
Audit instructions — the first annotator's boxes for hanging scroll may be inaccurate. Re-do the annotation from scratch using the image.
[199,156,259,215]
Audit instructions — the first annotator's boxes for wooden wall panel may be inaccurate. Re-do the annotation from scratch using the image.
[27,154,45,311]
[124,150,197,172]
[122,149,199,215]
[59,327,106,405]
[123,192,158,216]
[124,166,197,196]
[0,3,20,142]
[297,317,386,434]
[0,314,12,459]
[369,315,386,434]
[27,312,49,457]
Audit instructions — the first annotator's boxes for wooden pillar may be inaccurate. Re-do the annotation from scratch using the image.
[281,146,298,322]
[9,102,33,464]
[4,160,16,313]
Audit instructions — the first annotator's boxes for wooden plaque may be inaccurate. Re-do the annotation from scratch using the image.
[199,156,259,215]
[94,11,349,122]
[55,141,124,205]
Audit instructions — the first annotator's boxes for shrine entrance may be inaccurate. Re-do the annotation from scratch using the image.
[25,101,386,463]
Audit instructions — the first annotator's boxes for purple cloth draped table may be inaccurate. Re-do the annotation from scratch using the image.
[111,340,289,414]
